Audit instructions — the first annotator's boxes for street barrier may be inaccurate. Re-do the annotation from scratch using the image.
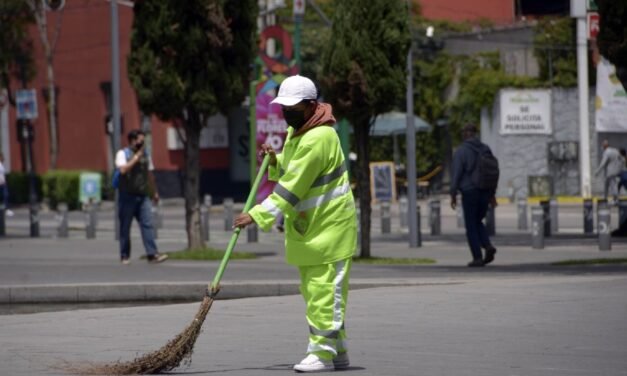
[56,203,69,238]
[598,203,611,251]
[381,201,391,234]
[550,198,559,234]
[416,205,422,247]
[583,199,594,234]
[399,196,408,228]
[84,203,97,239]
[517,198,527,230]
[223,198,234,232]
[456,196,464,228]
[486,204,495,236]
[531,206,544,249]
[429,199,441,235]
[247,223,258,243]
[540,200,551,237]
[0,203,5,237]
[202,194,212,242]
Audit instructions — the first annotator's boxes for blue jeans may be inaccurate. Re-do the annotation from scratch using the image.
[118,191,157,259]
[461,188,493,260]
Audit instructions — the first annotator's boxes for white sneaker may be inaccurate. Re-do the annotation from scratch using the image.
[5,210,13,217]
[293,354,334,373]
[333,352,349,370]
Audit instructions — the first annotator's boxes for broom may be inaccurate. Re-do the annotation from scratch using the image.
[75,155,271,375]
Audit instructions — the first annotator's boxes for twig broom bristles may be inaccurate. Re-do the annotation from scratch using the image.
[72,155,271,375]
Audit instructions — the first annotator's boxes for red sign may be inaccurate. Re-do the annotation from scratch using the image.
[587,12,600,40]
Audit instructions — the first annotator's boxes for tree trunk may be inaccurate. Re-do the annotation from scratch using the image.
[183,117,204,249]
[354,121,371,258]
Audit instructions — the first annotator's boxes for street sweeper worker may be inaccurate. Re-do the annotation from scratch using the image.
[234,75,357,373]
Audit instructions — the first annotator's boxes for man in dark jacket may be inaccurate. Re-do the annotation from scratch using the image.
[450,124,497,267]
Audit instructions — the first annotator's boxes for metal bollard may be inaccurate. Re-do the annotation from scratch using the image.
[30,203,39,238]
[247,223,258,243]
[598,205,611,251]
[583,199,594,234]
[456,195,464,228]
[416,205,422,247]
[151,205,159,240]
[550,198,559,234]
[56,203,69,238]
[619,199,627,228]
[0,203,5,237]
[531,206,544,249]
[429,199,441,235]
[399,196,408,228]
[154,201,163,229]
[356,207,361,245]
[85,203,97,239]
[485,204,496,236]
[202,195,212,242]
[223,198,234,231]
[540,200,551,237]
[517,198,528,230]
[381,201,391,234]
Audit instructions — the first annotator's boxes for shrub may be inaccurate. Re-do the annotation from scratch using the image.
[5,172,42,205]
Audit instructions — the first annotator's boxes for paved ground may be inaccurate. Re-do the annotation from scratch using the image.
[1,199,626,374]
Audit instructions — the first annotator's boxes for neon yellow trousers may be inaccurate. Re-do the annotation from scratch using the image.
[298,257,352,360]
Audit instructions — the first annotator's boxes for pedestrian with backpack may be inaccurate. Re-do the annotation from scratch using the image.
[450,124,499,267]
[114,130,168,265]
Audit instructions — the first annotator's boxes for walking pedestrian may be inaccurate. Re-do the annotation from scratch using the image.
[115,130,167,265]
[450,124,498,267]
[234,75,356,373]
[595,140,624,203]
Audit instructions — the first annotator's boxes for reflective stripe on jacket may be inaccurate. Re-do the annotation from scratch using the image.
[248,125,357,266]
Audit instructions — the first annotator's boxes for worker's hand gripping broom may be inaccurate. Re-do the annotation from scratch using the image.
[75,155,271,375]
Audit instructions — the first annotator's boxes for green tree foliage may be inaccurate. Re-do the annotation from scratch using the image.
[597,0,627,90]
[0,0,35,104]
[321,0,409,258]
[533,17,577,87]
[128,0,257,249]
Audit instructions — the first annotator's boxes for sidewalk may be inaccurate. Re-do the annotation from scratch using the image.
[1,199,626,305]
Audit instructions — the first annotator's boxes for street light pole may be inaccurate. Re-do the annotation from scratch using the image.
[406,0,419,248]
[110,0,122,239]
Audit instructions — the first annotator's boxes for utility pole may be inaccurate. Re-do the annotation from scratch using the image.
[406,0,419,247]
[571,0,592,197]
[110,0,122,239]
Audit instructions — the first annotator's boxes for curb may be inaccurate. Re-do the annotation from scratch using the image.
[0,280,463,305]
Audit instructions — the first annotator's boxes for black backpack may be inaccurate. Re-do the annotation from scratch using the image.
[467,143,500,191]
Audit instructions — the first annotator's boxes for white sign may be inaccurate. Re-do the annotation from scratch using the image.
[16,89,38,120]
[595,57,627,132]
[500,89,552,135]
[167,114,228,150]
[293,0,305,16]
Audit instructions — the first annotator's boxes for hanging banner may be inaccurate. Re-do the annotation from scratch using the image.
[500,89,551,135]
[255,25,299,202]
[595,57,627,132]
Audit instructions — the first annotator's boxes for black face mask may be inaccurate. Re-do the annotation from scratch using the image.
[282,108,307,129]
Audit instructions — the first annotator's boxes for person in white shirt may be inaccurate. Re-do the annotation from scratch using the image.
[115,130,167,264]
[595,140,625,202]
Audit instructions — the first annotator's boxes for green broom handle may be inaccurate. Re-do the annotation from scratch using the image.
[211,154,271,289]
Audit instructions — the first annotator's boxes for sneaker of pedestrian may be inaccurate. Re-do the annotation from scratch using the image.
[483,247,497,265]
[333,352,350,370]
[467,259,485,267]
[293,354,334,373]
[5,209,14,217]
[121,257,131,265]
[147,253,168,264]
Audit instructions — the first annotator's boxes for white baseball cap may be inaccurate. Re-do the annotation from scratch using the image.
[271,75,317,106]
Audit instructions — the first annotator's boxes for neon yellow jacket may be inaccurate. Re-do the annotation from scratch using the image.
[249,125,357,266]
